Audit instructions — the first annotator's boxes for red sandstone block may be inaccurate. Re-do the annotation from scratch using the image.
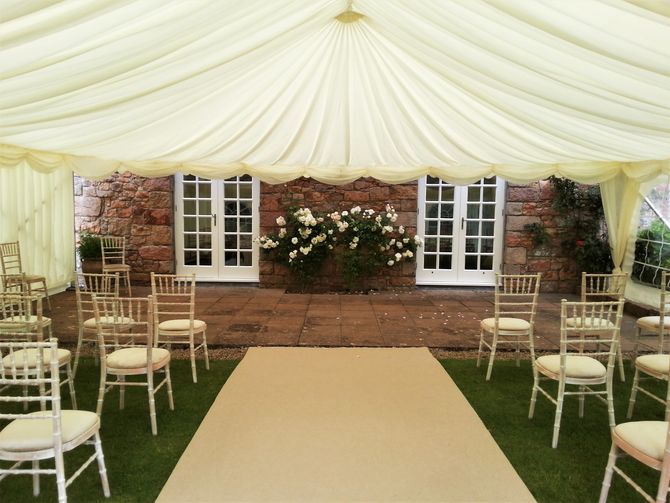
[343,191,370,202]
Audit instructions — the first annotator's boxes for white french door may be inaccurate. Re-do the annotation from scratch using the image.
[416,176,506,286]
[174,174,259,281]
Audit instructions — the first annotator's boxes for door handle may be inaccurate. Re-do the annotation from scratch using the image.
[212,214,217,226]
[461,217,464,230]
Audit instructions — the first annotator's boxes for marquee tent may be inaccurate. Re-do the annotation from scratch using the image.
[0,0,669,292]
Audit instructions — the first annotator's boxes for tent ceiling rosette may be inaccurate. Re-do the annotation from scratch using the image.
[0,0,668,184]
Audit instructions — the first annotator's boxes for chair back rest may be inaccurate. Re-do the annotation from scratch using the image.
[150,273,196,323]
[494,273,541,324]
[0,339,63,447]
[0,241,23,276]
[74,272,120,325]
[92,295,154,360]
[560,299,624,363]
[100,236,127,267]
[581,272,627,302]
[0,292,42,334]
[0,273,27,295]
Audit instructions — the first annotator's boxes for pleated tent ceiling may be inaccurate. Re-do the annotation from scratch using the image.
[0,0,669,289]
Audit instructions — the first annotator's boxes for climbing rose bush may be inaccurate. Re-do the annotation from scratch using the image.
[256,205,422,289]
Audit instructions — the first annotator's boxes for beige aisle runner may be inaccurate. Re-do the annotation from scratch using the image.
[157,347,535,502]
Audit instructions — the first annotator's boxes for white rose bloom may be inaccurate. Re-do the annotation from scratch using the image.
[379,245,385,251]
[289,250,298,259]
[349,242,357,249]
[327,229,333,235]
[342,211,348,216]
[396,242,403,249]
[279,228,287,238]
[291,237,299,244]
[328,244,333,250]
[414,236,423,246]
[403,237,409,243]
[387,260,395,266]
[391,215,398,222]
[389,239,396,245]
[375,215,382,223]
[353,236,359,243]
[351,206,361,214]
[386,213,392,218]
[311,237,317,244]
[395,252,402,260]
[399,226,405,234]
[405,251,414,258]
[276,216,286,226]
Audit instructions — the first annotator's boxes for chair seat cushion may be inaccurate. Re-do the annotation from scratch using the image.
[106,347,170,369]
[480,317,530,332]
[83,316,134,329]
[565,317,614,329]
[103,264,130,272]
[636,354,670,375]
[2,348,70,368]
[0,315,51,327]
[614,421,668,462]
[536,354,606,379]
[158,319,206,332]
[0,410,99,452]
[636,316,668,331]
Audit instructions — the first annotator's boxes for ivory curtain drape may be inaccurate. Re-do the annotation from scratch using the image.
[0,162,74,291]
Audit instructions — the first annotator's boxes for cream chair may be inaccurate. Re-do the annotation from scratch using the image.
[151,273,209,383]
[632,271,670,362]
[627,353,670,421]
[0,274,53,338]
[0,293,76,409]
[477,273,541,381]
[72,272,121,378]
[100,236,132,296]
[599,359,670,503]
[0,241,51,311]
[567,272,628,382]
[93,295,174,435]
[0,338,110,502]
[529,299,624,448]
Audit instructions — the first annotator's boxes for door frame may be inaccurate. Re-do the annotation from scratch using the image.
[416,176,506,286]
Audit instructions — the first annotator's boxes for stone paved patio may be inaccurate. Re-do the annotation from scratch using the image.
[46,285,641,353]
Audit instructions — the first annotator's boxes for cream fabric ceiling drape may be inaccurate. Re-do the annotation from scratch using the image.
[0,0,668,184]
[0,0,669,292]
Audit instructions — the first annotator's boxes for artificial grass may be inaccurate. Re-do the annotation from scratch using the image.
[1,356,666,502]
[442,359,665,503]
[1,358,238,503]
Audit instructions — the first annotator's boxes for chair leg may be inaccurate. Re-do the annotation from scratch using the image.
[476,328,485,368]
[96,369,106,417]
[515,337,521,367]
[93,431,111,498]
[485,334,498,381]
[147,373,158,436]
[65,362,77,410]
[631,325,641,365]
[166,363,174,411]
[73,326,84,379]
[32,460,40,496]
[203,331,210,371]
[626,367,640,419]
[598,442,618,503]
[578,385,585,418]
[42,280,51,312]
[529,373,539,419]
[124,271,132,297]
[616,345,626,382]
[119,375,125,410]
[189,339,197,383]
[552,379,566,448]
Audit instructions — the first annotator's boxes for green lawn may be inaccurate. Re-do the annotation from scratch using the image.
[442,359,665,503]
[0,358,239,502]
[1,357,665,502]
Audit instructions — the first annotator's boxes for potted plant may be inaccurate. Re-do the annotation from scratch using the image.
[79,233,103,273]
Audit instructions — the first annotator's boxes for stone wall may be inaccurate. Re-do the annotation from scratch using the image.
[73,173,581,292]
[503,180,579,293]
[74,173,174,282]
[258,178,418,291]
